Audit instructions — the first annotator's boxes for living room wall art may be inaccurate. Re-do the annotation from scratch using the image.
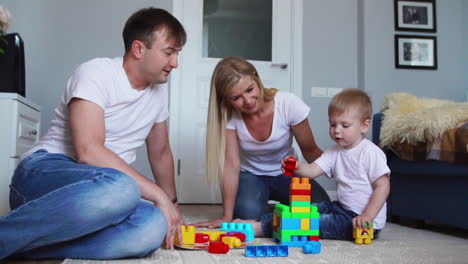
[394,34,437,70]
[394,0,436,32]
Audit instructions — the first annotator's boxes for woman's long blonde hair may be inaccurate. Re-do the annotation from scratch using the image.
[206,57,277,188]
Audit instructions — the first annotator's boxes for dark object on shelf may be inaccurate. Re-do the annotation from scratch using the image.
[0,33,26,97]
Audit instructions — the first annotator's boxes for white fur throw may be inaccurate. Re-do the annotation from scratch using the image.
[379,93,468,147]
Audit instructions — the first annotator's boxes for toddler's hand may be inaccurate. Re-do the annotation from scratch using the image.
[281,156,298,177]
[353,215,372,230]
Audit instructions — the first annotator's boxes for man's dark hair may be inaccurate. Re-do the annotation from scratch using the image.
[123,7,186,54]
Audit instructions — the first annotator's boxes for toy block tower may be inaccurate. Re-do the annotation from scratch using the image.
[273,157,320,247]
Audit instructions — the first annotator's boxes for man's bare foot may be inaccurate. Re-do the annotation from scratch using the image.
[232,218,264,237]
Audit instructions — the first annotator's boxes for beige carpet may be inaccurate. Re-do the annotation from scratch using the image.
[59,205,468,264]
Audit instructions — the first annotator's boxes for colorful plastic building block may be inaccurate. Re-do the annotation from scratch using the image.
[174,225,195,245]
[302,241,321,254]
[273,177,321,247]
[221,236,242,248]
[353,223,374,245]
[195,233,209,243]
[283,156,297,177]
[220,231,246,242]
[220,222,254,241]
[245,245,288,257]
[198,230,226,242]
[208,241,230,254]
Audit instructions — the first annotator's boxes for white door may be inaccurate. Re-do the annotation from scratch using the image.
[170,0,303,203]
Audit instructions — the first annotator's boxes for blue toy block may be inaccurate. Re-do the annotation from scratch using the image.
[245,245,288,257]
[302,241,321,254]
[220,222,255,241]
[275,236,310,247]
[282,218,301,230]
[310,218,320,230]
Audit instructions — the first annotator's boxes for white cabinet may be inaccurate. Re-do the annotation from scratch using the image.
[0,93,41,216]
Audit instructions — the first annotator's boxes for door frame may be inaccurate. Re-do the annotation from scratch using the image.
[169,0,303,194]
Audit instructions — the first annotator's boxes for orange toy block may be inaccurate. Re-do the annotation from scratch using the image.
[290,195,311,202]
[290,177,311,190]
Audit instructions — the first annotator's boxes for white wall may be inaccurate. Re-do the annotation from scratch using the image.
[302,0,467,191]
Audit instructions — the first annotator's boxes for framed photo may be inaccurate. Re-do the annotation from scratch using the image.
[395,34,437,70]
[394,0,436,32]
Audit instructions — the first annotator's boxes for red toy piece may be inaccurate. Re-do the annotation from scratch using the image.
[195,233,210,243]
[283,156,297,177]
[208,241,230,254]
[220,231,246,242]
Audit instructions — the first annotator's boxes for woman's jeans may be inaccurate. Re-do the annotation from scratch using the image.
[233,171,331,236]
[0,150,167,260]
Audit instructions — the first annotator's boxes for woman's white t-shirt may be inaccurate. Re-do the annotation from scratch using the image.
[226,91,310,176]
[22,57,169,164]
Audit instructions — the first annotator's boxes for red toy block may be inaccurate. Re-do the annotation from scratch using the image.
[309,236,319,241]
[284,156,297,177]
[208,241,230,254]
[290,189,311,196]
[220,231,246,242]
[195,233,210,243]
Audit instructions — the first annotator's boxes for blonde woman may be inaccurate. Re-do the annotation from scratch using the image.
[194,57,329,237]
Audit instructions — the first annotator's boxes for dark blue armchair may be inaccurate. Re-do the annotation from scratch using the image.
[373,113,468,230]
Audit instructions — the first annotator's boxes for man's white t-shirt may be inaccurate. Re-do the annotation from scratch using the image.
[226,91,310,176]
[22,57,169,164]
[314,138,391,229]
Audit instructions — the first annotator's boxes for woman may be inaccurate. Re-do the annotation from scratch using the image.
[195,57,329,237]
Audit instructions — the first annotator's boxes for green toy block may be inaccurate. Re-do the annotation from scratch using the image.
[291,201,311,207]
[275,204,290,212]
[310,212,320,219]
[311,205,318,213]
[274,232,291,242]
[278,229,319,236]
[291,213,311,218]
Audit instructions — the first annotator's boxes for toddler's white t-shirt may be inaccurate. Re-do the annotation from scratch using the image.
[315,138,391,229]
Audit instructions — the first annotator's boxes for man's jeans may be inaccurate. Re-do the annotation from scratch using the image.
[0,150,167,260]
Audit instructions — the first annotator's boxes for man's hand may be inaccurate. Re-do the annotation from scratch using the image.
[155,199,184,249]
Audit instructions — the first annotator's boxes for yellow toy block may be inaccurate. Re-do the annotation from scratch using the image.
[198,230,226,242]
[290,195,311,201]
[222,236,242,248]
[301,218,310,230]
[353,226,374,245]
[291,206,311,213]
[174,225,195,245]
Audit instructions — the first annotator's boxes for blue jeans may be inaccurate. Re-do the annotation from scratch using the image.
[0,150,167,260]
[234,171,330,227]
[258,201,381,240]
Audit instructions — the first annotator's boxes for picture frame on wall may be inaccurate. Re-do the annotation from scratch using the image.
[394,0,436,32]
[395,34,437,70]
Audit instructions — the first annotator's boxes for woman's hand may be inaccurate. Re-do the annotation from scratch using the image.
[193,216,233,229]
[155,199,184,249]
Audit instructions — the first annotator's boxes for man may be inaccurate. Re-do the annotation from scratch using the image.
[0,7,185,260]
